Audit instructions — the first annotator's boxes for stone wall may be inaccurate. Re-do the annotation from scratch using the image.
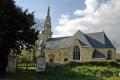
[45,48,116,63]
[44,39,116,63]
[116,53,120,59]
[45,48,70,63]
[80,47,94,62]
[95,48,116,59]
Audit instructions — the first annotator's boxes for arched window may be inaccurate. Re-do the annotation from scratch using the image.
[107,50,112,60]
[73,46,80,60]
[49,54,55,63]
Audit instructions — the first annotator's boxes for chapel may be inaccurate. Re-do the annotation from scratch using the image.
[41,7,116,63]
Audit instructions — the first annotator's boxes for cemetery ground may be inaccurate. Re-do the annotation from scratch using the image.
[1,60,120,80]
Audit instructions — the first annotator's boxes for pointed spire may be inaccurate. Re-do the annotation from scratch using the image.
[47,6,50,17]
[46,6,50,22]
[44,6,51,28]
[42,6,52,41]
[44,7,51,30]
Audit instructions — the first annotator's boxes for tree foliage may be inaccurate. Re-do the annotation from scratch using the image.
[0,0,38,74]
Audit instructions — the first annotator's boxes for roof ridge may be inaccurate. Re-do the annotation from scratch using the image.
[51,36,72,39]
[87,31,104,35]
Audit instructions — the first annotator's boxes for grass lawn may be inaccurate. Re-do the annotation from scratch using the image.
[1,61,120,80]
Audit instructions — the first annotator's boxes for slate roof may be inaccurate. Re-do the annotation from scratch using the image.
[86,32,115,48]
[45,36,74,49]
[45,30,115,49]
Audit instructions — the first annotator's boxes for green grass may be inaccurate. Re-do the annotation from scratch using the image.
[1,61,120,80]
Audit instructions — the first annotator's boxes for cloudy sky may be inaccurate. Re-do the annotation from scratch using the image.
[15,0,120,52]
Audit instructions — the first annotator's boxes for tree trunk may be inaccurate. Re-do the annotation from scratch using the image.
[0,56,8,76]
[0,46,9,75]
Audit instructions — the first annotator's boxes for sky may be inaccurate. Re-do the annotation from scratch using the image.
[14,0,120,52]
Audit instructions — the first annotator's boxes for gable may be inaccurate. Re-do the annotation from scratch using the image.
[73,30,92,47]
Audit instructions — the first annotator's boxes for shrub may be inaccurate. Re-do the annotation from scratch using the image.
[116,59,120,63]
[72,66,120,78]
[67,60,120,67]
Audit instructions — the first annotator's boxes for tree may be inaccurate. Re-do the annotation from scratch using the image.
[0,0,39,74]
[31,18,44,61]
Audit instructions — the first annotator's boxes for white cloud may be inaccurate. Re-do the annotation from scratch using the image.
[55,0,120,52]
[74,10,85,16]
[85,0,99,12]
[55,18,88,36]
[58,14,69,25]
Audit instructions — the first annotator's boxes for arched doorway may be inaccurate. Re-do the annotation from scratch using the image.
[73,46,80,60]
[49,54,55,63]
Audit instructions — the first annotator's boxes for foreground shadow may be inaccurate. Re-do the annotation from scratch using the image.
[0,72,104,80]
[0,66,105,80]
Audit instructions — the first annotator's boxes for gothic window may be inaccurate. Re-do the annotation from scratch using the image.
[49,54,55,63]
[107,50,112,60]
[73,46,80,60]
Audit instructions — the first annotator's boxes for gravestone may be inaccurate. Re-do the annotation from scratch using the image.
[6,55,16,73]
[36,56,46,72]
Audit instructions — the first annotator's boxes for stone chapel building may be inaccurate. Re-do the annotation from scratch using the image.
[41,7,116,63]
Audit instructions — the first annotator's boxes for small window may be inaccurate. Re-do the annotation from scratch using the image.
[64,58,68,62]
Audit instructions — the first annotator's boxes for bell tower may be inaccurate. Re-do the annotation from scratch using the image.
[42,7,52,41]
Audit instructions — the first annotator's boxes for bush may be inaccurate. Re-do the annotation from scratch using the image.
[116,59,120,63]
[72,66,120,78]
[100,70,113,78]
[67,60,120,67]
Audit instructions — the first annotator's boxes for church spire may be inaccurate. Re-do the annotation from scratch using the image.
[42,7,52,41]
[47,6,50,17]
[44,6,51,31]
